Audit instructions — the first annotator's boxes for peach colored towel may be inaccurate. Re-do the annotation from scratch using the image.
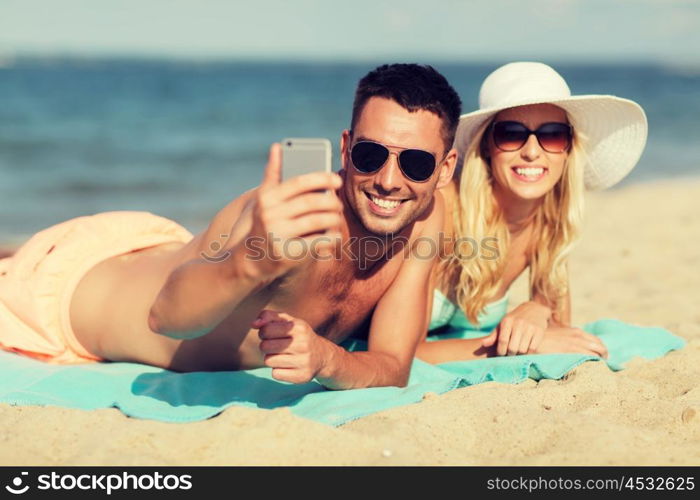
[0,211,193,364]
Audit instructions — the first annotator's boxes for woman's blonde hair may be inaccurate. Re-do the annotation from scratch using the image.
[441,114,587,324]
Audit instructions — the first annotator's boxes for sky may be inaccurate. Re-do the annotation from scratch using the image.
[0,0,699,64]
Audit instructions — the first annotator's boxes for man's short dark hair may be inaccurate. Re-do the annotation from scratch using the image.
[351,64,462,153]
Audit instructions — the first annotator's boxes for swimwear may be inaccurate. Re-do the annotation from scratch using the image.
[0,211,193,363]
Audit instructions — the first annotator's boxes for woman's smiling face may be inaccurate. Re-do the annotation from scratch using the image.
[485,103,570,202]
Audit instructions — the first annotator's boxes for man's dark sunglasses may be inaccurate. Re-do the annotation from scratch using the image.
[491,121,572,153]
[349,140,439,182]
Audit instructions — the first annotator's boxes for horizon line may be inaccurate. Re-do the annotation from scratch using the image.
[2,51,699,69]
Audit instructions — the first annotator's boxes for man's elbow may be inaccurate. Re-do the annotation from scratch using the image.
[394,372,410,388]
[387,356,411,388]
[147,307,181,338]
[147,306,208,340]
[147,307,166,335]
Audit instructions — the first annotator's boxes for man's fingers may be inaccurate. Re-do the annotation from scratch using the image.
[290,212,343,237]
[253,310,297,326]
[251,309,283,328]
[264,353,296,369]
[261,144,282,189]
[257,320,294,340]
[263,213,341,242]
[259,337,293,354]
[271,368,313,384]
[283,192,343,219]
[255,311,303,340]
[274,311,297,323]
[275,172,342,201]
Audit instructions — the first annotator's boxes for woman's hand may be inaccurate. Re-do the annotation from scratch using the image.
[534,326,608,358]
[481,301,552,355]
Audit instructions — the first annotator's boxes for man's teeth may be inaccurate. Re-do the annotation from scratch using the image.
[371,196,401,209]
[515,167,544,177]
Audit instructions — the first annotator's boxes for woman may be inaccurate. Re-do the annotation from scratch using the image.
[416,62,648,363]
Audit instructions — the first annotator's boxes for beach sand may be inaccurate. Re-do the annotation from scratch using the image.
[1,177,699,466]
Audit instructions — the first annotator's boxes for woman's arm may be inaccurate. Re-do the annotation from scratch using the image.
[482,270,572,355]
[415,337,495,363]
[544,289,571,326]
[481,275,573,355]
[415,320,607,364]
[479,299,551,355]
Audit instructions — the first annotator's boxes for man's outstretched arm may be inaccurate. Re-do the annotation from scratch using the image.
[148,144,343,339]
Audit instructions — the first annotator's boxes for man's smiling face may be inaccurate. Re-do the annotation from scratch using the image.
[340,96,451,237]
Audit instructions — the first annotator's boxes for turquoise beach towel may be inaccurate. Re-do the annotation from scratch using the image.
[0,319,685,426]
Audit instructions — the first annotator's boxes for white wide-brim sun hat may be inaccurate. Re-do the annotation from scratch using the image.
[454,62,648,190]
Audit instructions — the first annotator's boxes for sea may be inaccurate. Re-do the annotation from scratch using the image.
[1,58,699,243]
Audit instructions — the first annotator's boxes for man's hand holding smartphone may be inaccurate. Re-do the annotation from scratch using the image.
[242,142,343,282]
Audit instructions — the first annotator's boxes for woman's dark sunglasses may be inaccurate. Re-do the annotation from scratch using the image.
[349,140,438,182]
[491,121,572,153]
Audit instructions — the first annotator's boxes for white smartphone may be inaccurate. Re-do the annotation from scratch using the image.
[280,138,332,181]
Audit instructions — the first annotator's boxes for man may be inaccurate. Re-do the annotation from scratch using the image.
[0,64,461,389]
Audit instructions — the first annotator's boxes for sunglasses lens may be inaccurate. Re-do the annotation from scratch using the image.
[492,122,528,151]
[351,141,389,173]
[536,123,571,153]
[492,121,571,153]
[399,149,436,181]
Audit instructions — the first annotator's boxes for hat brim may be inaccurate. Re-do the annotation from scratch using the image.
[454,95,648,190]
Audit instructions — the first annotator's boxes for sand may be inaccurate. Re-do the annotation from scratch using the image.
[1,177,699,466]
